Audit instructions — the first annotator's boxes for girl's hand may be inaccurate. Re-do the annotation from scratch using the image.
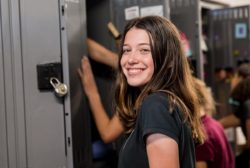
[78,57,98,98]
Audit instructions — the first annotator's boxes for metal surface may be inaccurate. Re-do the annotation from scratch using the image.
[0,0,27,167]
[0,0,8,167]
[209,7,249,68]
[20,0,67,166]
[62,0,92,167]
[230,6,250,65]
[207,5,250,119]
[208,5,250,87]
[0,0,89,167]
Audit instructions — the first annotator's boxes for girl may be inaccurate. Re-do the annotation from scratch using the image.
[79,16,204,168]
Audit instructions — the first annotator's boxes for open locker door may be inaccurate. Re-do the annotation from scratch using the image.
[61,0,93,167]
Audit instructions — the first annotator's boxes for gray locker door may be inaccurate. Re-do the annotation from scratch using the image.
[0,0,8,167]
[0,0,90,167]
[20,0,70,167]
[0,0,27,167]
[62,0,92,167]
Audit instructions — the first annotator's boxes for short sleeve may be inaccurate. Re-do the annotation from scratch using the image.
[195,140,214,161]
[138,93,181,144]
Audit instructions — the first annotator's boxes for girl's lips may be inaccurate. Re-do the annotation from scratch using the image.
[127,68,144,75]
[128,69,142,75]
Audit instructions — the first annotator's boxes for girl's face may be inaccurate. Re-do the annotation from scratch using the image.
[120,28,154,87]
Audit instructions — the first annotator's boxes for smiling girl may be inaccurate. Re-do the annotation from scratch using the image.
[79,16,204,168]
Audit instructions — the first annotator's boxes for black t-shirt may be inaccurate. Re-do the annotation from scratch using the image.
[118,92,196,168]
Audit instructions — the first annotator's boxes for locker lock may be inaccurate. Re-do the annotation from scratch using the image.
[50,77,68,97]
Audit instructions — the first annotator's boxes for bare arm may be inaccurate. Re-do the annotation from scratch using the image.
[78,57,124,143]
[219,114,240,128]
[146,133,179,168]
[87,38,118,69]
[196,161,208,168]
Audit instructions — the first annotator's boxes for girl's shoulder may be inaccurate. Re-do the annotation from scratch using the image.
[145,92,169,100]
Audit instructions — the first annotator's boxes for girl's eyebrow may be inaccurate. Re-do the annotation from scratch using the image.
[138,43,150,46]
[123,43,150,47]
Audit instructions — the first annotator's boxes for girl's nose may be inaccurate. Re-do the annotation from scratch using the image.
[128,56,139,64]
[127,51,139,64]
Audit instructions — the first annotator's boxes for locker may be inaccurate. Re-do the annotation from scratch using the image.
[208,5,250,88]
[0,0,91,167]
[210,6,250,67]
[170,0,203,79]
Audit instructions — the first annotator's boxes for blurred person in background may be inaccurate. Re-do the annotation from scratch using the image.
[194,78,235,168]
[219,63,250,168]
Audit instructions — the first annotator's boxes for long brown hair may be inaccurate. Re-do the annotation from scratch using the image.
[115,16,204,143]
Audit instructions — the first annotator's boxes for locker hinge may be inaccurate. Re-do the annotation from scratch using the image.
[67,137,71,146]
[61,5,65,16]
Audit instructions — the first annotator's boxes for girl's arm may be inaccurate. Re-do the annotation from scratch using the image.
[146,133,179,168]
[87,38,118,69]
[78,57,124,143]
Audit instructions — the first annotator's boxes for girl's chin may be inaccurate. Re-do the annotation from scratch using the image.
[127,81,147,88]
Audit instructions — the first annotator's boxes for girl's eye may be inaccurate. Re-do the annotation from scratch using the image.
[140,48,151,54]
[122,48,131,54]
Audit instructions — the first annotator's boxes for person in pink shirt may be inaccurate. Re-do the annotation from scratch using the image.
[194,78,235,168]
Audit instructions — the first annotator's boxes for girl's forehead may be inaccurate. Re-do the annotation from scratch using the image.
[123,28,151,45]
